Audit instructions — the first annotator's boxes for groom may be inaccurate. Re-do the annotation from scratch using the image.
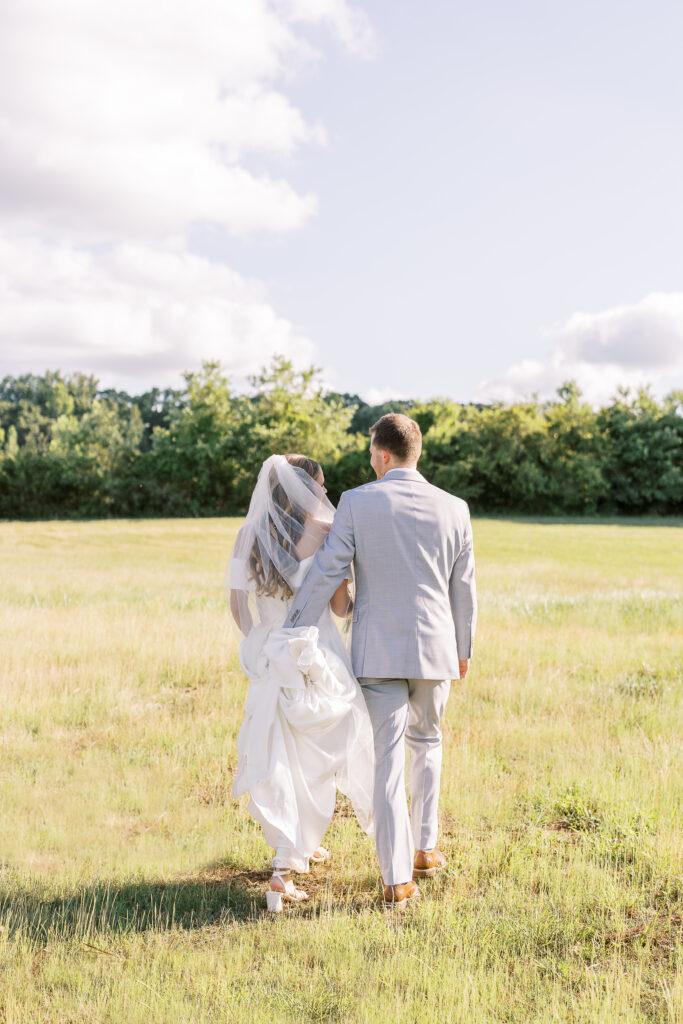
[285,413,477,908]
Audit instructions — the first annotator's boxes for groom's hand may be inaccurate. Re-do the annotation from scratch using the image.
[458,659,470,680]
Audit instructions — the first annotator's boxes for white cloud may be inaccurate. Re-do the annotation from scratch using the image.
[0,238,316,391]
[477,292,683,406]
[561,294,683,370]
[361,387,408,406]
[281,0,377,58]
[0,0,366,241]
[0,0,374,387]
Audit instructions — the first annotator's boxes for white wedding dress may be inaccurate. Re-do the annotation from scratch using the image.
[231,555,375,872]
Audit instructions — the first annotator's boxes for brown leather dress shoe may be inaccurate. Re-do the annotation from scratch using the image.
[413,849,447,878]
[382,881,419,910]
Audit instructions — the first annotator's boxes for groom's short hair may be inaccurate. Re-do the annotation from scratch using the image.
[370,413,422,463]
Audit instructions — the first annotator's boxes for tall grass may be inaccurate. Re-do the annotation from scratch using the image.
[0,517,681,1023]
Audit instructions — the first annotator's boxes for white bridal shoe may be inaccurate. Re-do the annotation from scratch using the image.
[310,846,330,864]
[266,870,310,913]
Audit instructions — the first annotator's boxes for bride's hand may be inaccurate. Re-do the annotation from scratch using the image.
[329,579,352,617]
[294,515,330,558]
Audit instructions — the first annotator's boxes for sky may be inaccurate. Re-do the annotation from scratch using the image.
[1,0,683,406]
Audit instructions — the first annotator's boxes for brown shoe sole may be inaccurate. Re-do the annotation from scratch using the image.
[382,891,419,911]
[413,865,443,878]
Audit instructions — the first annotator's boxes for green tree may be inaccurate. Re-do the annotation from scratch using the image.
[541,382,609,512]
[0,373,143,517]
[0,364,680,519]
[598,387,683,513]
[142,362,243,515]
[230,358,357,508]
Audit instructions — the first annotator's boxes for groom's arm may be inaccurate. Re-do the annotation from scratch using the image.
[448,513,477,661]
[285,492,356,628]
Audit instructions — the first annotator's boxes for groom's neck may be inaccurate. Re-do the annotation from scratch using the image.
[380,458,419,477]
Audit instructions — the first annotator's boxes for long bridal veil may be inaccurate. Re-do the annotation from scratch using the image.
[227,454,334,636]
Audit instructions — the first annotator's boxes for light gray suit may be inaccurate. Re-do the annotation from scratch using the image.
[286,467,477,884]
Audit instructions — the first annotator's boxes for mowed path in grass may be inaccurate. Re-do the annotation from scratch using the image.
[0,517,681,1023]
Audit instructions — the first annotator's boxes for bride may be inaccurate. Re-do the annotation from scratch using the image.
[227,453,374,910]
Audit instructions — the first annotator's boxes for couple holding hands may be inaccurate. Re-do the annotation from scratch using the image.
[228,413,477,910]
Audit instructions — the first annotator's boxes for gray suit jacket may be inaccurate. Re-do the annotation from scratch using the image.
[285,468,477,679]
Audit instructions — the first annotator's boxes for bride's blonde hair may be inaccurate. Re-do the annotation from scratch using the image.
[248,454,322,598]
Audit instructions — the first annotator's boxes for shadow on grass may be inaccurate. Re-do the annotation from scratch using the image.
[0,858,380,942]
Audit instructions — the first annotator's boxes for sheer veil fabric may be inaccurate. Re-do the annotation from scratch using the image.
[227,455,374,872]
[227,454,334,638]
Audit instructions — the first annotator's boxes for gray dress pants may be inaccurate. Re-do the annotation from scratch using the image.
[358,677,451,886]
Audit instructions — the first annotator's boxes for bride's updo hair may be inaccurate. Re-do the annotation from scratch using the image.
[283,453,322,481]
[248,453,323,598]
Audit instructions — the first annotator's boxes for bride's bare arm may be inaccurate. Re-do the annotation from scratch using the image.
[329,578,352,617]
[230,589,253,634]
[229,590,244,632]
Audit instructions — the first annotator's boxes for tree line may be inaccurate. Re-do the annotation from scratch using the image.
[0,358,681,518]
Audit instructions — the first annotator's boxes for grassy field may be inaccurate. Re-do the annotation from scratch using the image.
[0,516,681,1023]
